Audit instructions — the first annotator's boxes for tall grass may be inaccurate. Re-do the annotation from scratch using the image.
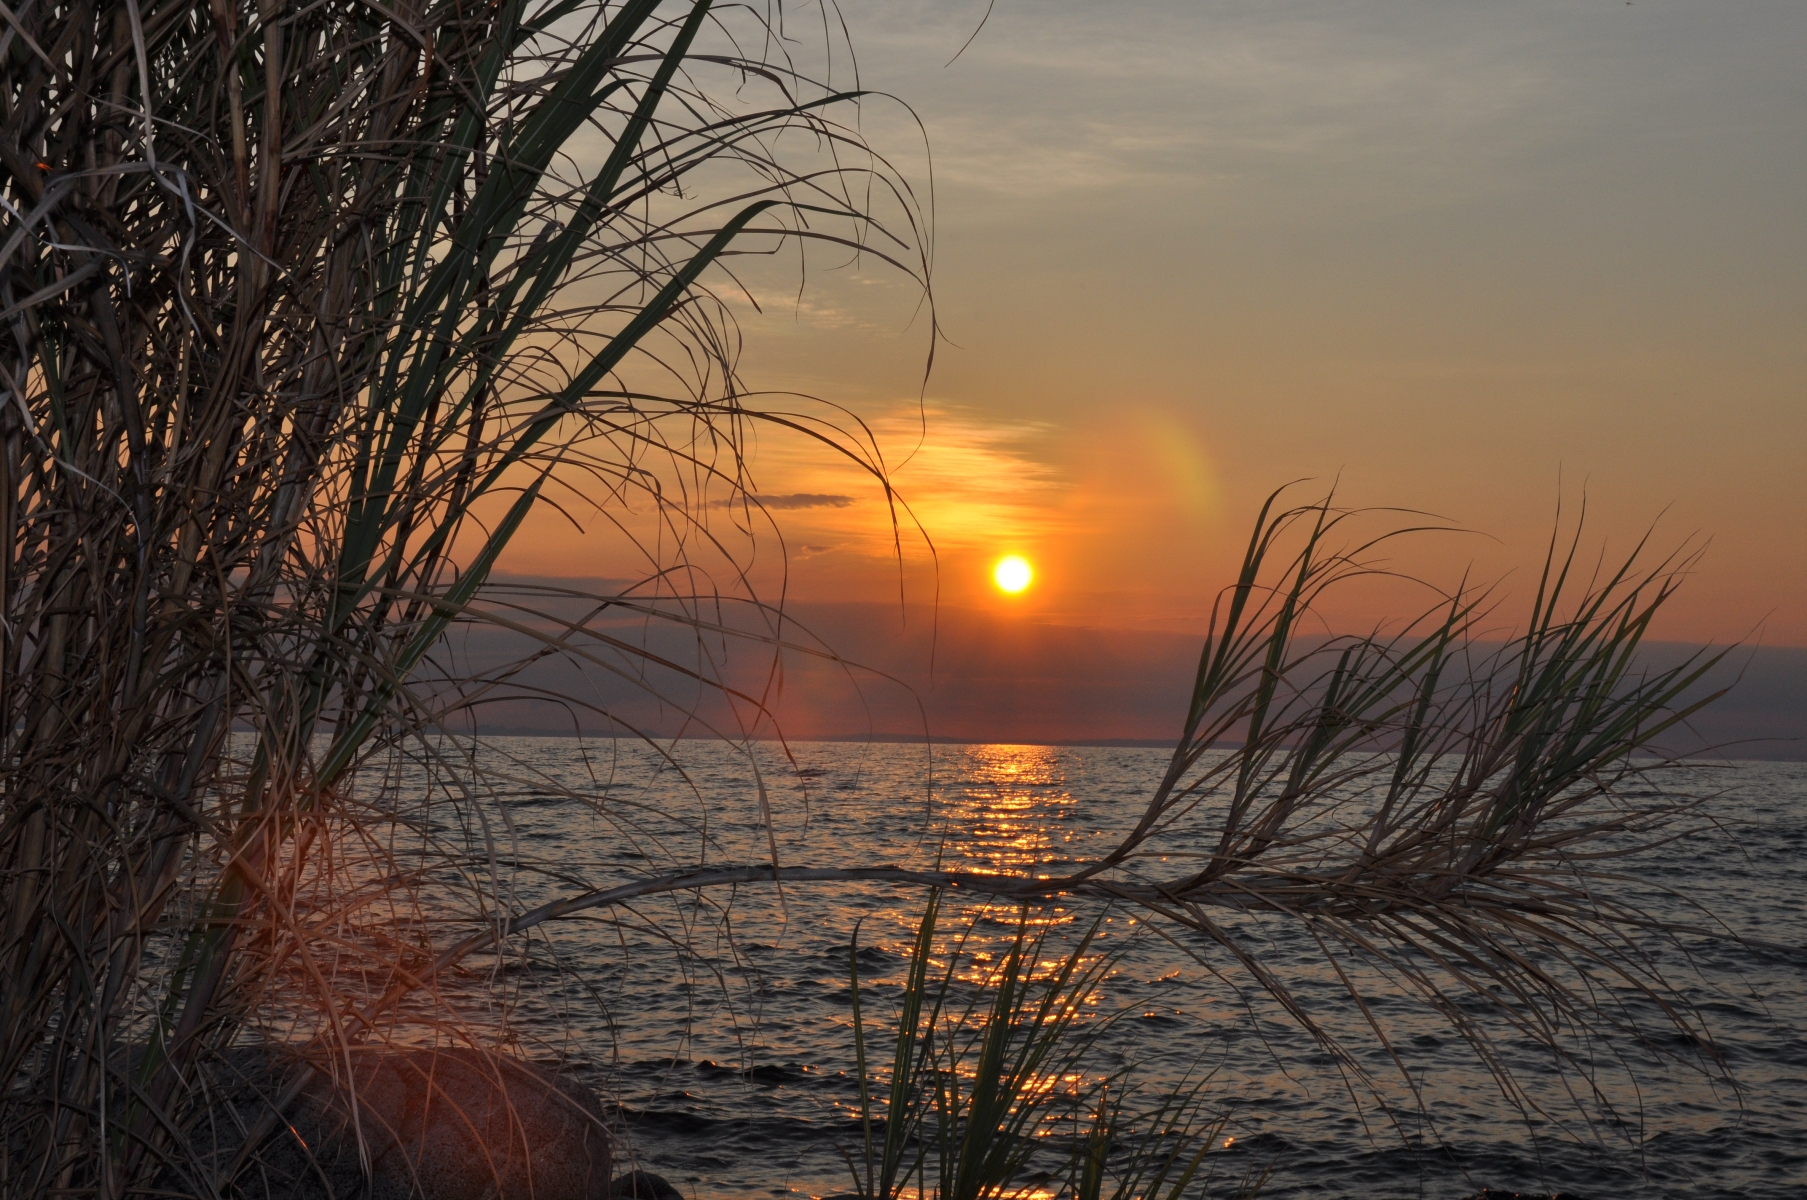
[0,0,920,1192]
[847,892,1240,1200]
[0,0,1741,1195]
[414,492,1735,1178]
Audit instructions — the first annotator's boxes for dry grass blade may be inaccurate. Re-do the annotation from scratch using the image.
[0,0,923,1192]
[391,490,1741,1164]
[0,0,1748,1191]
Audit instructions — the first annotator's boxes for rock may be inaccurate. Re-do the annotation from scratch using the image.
[609,1169,684,1200]
[236,1045,611,1200]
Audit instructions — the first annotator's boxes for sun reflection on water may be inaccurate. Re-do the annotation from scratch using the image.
[943,744,1081,874]
[925,744,1101,986]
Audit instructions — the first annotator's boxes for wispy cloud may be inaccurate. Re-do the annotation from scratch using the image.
[737,401,1069,556]
[712,493,856,511]
[843,0,1706,209]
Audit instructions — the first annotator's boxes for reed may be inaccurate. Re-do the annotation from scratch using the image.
[407,492,1734,1191]
[0,0,918,1192]
[825,495,1731,1199]
[0,0,1742,1195]
[847,892,1239,1200]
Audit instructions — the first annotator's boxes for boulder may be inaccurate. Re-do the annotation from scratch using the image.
[609,1170,684,1200]
[235,1045,611,1200]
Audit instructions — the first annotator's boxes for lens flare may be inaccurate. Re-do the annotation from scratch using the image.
[993,555,1033,593]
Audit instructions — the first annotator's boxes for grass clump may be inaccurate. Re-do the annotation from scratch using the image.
[847,891,1243,1200]
[0,0,917,1191]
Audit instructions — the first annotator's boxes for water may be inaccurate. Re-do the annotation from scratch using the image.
[340,741,1807,1200]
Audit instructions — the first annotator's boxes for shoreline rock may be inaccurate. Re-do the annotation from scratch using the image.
[609,1169,684,1200]
[212,1043,611,1199]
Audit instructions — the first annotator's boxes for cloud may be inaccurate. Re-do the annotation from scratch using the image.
[840,0,1760,212]
[718,401,1070,558]
[712,493,857,511]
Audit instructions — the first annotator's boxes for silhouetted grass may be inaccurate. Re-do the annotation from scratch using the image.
[0,0,1743,1195]
[847,891,1242,1200]
[0,0,920,1191]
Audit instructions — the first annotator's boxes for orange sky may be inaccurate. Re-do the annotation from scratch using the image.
[499,0,1806,649]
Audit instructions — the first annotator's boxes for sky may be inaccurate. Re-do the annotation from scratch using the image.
[489,0,1805,742]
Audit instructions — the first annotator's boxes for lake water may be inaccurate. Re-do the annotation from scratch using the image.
[363,741,1806,1200]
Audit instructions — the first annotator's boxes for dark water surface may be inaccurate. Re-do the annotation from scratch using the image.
[399,742,1805,1200]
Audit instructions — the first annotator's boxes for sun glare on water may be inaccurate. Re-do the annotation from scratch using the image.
[993,555,1033,594]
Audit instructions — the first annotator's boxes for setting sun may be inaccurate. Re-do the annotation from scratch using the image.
[993,555,1033,594]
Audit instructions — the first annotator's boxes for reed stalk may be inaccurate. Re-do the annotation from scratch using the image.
[0,0,1743,1194]
[0,0,919,1192]
[397,491,1736,1185]
[847,893,1232,1200]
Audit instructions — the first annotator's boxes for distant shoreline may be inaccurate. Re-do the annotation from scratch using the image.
[462,727,1806,761]
[468,728,1182,748]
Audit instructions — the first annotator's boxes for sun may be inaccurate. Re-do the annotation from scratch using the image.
[992,555,1033,594]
